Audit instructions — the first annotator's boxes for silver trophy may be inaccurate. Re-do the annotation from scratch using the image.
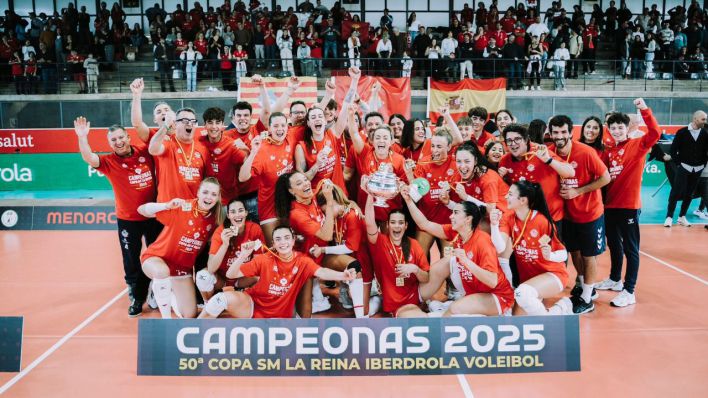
[367,163,400,207]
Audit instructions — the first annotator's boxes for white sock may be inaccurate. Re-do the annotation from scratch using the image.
[152,278,172,319]
[498,258,513,286]
[312,278,326,302]
[368,295,382,316]
[348,279,365,318]
[581,283,594,302]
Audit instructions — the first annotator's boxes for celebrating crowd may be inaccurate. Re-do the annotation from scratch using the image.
[67,66,708,322]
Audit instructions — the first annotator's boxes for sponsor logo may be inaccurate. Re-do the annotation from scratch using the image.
[0,164,33,182]
[88,166,105,177]
[1,210,19,227]
[644,163,661,174]
[46,211,117,225]
[0,133,35,148]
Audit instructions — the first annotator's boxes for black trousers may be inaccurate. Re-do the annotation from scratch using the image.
[117,218,163,302]
[605,209,641,293]
[666,166,703,218]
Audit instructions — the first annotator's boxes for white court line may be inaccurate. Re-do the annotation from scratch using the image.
[0,288,127,395]
[640,250,708,286]
[456,374,475,398]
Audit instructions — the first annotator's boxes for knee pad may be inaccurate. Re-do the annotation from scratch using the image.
[195,269,216,292]
[347,260,362,273]
[204,292,228,317]
[514,284,539,308]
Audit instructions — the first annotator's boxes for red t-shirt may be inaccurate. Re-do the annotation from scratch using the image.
[335,208,364,252]
[96,145,156,221]
[550,141,608,223]
[225,120,267,197]
[414,156,457,224]
[603,108,661,210]
[498,146,565,221]
[500,17,516,33]
[367,233,430,314]
[449,169,509,214]
[401,140,431,162]
[250,137,296,222]
[442,225,514,311]
[240,252,320,318]
[199,134,246,204]
[354,144,408,221]
[289,200,328,264]
[141,199,218,275]
[154,137,208,204]
[209,222,265,281]
[474,131,495,151]
[194,39,208,55]
[500,210,568,286]
[264,29,276,46]
[296,130,347,194]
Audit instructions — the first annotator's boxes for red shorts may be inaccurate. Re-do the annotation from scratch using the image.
[140,253,194,277]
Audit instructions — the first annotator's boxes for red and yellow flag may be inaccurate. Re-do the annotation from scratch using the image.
[334,76,411,122]
[428,78,507,122]
[238,77,318,123]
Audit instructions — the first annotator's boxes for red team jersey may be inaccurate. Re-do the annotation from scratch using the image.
[366,233,430,314]
[603,108,661,210]
[240,252,321,318]
[209,222,265,282]
[499,146,565,221]
[141,199,218,276]
[250,137,296,222]
[199,134,246,204]
[289,200,328,263]
[500,210,568,286]
[296,130,347,193]
[225,122,265,197]
[414,156,457,225]
[154,138,208,203]
[443,225,514,312]
[401,140,431,162]
[96,145,156,221]
[550,141,608,223]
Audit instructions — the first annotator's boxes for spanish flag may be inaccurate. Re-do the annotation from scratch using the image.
[427,78,506,122]
[238,77,319,123]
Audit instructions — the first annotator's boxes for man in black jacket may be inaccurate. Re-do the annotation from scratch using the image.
[502,34,524,89]
[154,37,175,92]
[664,110,708,227]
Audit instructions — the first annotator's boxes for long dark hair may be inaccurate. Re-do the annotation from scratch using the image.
[456,141,492,176]
[400,118,425,149]
[527,119,547,145]
[514,180,557,240]
[274,172,297,223]
[303,106,325,151]
[223,198,246,249]
[388,209,411,260]
[579,115,604,151]
[460,201,487,231]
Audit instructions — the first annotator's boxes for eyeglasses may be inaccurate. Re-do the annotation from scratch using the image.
[291,111,306,115]
[505,137,524,145]
[176,118,198,125]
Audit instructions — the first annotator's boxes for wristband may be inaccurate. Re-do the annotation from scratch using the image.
[545,157,553,165]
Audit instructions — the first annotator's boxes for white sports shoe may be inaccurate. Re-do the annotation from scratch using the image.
[548,297,573,315]
[677,216,692,227]
[312,297,331,313]
[663,217,672,227]
[339,283,353,309]
[693,209,708,220]
[611,290,636,307]
[595,278,624,291]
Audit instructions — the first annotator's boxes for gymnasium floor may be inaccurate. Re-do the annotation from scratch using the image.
[0,184,707,397]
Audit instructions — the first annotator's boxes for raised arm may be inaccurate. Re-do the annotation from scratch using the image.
[400,183,447,239]
[138,198,184,218]
[295,144,327,181]
[207,227,238,274]
[315,267,356,282]
[334,67,362,137]
[252,74,271,127]
[225,245,256,279]
[347,102,366,154]
[129,78,150,142]
[440,106,463,146]
[74,117,100,168]
[270,76,301,115]
[489,209,510,254]
[363,183,379,245]
[238,135,262,182]
[313,183,336,241]
[148,111,174,156]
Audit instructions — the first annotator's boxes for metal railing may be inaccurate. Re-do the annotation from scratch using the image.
[2,56,706,94]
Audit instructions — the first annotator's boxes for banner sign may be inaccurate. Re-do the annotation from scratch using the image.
[0,206,117,230]
[0,154,111,190]
[137,316,580,376]
[0,317,23,372]
[0,128,143,154]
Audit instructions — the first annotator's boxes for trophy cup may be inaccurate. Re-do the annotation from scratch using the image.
[367,163,399,207]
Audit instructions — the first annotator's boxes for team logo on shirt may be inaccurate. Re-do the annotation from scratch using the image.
[447,169,454,176]
[194,232,200,239]
[138,157,145,163]
[426,173,432,178]
[188,220,194,226]
[177,149,183,154]
[618,149,625,155]
[214,148,222,155]
[270,155,276,160]
[206,224,212,231]
[272,265,278,272]
[530,229,539,238]
[121,163,128,168]
[195,153,202,158]
[282,159,288,166]
[134,167,142,174]
[570,161,578,168]
[279,277,288,286]
[527,164,535,172]
[475,187,481,194]
[292,266,299,274]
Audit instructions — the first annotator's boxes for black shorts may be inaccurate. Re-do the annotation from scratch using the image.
[563,215,606,257]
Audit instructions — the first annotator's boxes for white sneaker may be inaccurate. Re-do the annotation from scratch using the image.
[523,86,529,91]
[312,297,331,313]
[562,87,567,91]
[530,86,536,90]
[339,283,353,309]
[693,209,708,220]
[368,295,382,316]
[536,86,542,91]
[610,289,636,307]
[428,300,453,313]
[677,216,692,227]
[664,217,672,227]
[595,278,624,291]
[147,283,157,309]
[548,297,573,315]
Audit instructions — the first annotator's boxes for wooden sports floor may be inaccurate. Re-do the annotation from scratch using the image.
[1,226,706,397]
